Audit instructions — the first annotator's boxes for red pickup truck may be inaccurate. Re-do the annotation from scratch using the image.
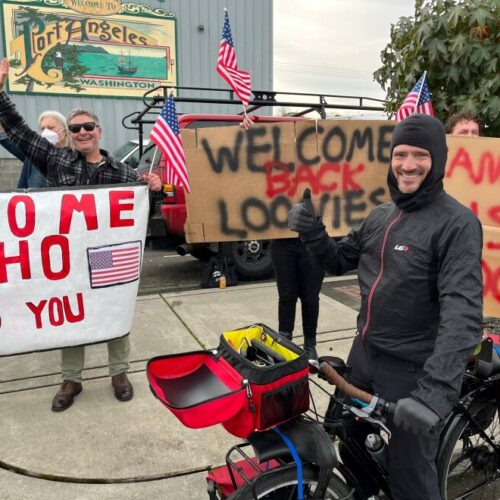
[126,88,385,279]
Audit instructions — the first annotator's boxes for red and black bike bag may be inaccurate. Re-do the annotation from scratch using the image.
[147,324,310,438]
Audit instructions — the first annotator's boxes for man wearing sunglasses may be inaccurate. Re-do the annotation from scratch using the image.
[0,58,162,411]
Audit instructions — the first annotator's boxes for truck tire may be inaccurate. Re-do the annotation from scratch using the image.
[221,240,273,280]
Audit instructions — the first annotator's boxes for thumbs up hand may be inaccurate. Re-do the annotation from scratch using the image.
[288,188,321,234]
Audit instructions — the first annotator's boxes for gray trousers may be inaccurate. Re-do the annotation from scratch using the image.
[61,336,130,383]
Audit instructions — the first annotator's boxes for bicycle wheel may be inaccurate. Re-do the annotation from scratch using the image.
[228,463,351,499]
[438,396,500,499]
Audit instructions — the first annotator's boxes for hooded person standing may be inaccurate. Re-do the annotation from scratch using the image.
[288,114,483,499]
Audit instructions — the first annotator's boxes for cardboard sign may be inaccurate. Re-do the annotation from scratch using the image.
[183,121,499,316]
[0,185,149,356]
[184,121,395,242]
[482,226,500,317]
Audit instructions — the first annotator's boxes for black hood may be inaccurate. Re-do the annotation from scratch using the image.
[388,114,448,212]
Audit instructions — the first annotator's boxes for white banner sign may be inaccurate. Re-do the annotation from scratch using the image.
[0,185,149,356]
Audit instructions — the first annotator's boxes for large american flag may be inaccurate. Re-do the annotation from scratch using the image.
[149,92,190,192]
[395,73,434,122]
[88,241,142,288]
[216,10,252,106]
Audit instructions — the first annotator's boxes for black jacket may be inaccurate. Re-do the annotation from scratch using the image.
[305,191,483,418]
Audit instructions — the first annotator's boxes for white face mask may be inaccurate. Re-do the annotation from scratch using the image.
[41,128,60,145]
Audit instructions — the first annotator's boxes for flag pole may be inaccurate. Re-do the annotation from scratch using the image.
[414,71,427,113]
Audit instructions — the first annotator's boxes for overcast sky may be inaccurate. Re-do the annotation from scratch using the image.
[273,0,415,105]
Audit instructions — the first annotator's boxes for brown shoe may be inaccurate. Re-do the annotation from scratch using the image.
[51,380,82,412]
[111,373,134,402]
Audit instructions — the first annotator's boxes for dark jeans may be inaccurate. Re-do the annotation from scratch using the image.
[270,238,325,337]
[343,335,443,500]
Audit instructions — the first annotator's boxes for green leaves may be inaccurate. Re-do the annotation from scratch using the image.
[374,0,499,136]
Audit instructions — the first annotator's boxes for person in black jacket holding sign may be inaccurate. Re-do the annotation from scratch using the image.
[288,114,483,499]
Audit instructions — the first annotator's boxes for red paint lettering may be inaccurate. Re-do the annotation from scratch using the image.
[447,147,500,184]
[342,162,364,192]
[41,235,70,280]
[7,195,35,237]
[109,190,135,227]
[0,241,31,283]
[488,206,500,226]
[294,165,318,196]
[265,161,292,197]
[483,259,500,303]
[317,163,340,192]
[59,194,98,234]
[264,161,364,198]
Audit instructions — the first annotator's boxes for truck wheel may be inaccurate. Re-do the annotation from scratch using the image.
[221,240,273,280]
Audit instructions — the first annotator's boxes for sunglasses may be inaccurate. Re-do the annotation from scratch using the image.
[68,122,98,133]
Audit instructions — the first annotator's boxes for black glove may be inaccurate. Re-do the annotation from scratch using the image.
[288,188,320,234]
[394,397,440,435]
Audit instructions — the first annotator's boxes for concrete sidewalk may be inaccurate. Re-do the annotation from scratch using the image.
[0,277,359,500]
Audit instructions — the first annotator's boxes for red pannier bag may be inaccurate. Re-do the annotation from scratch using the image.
[147,324,309,438]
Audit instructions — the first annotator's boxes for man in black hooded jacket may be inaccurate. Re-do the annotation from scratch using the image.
[288,114,483,499]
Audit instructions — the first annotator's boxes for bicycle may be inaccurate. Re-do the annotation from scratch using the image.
[205,337,500,499]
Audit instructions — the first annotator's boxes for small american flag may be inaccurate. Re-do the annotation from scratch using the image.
[216,10,252,106]
[150,92,190,192]
[88,241,142,288]
[396,73,434,122]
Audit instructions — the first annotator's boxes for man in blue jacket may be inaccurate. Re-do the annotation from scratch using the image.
[288,114,483,499]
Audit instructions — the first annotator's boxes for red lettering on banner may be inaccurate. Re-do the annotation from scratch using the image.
[26,300,47,329]
[7,196,35,237]
[447,147,500,184]
[26,293,85,329]
[264,162,363,198]
[0,241,31,283]
[59,194,98,234]
[109,190,135,227]
[40,235,70,280]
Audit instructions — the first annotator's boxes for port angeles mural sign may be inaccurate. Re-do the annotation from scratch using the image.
[2,0,178,97]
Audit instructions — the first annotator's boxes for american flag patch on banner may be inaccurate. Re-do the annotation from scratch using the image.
[87,241,142,288]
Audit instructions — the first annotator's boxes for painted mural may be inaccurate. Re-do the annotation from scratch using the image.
[2,0,178,98]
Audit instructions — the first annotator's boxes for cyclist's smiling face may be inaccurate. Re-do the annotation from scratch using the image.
[391,144,432,194]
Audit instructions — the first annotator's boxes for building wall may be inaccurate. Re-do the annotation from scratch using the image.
[0,0,273,189]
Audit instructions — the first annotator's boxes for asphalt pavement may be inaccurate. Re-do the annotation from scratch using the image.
[0,275,361,500]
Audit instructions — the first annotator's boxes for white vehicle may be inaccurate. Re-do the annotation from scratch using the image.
[113,139,150,169]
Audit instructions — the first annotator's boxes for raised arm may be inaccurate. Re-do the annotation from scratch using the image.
[0,58,54,175]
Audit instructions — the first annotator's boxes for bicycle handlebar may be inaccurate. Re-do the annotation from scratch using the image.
[316,359,396,428]
[319,361,373,403]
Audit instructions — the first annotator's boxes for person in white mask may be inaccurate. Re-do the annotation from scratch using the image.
[0,109,68,188]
